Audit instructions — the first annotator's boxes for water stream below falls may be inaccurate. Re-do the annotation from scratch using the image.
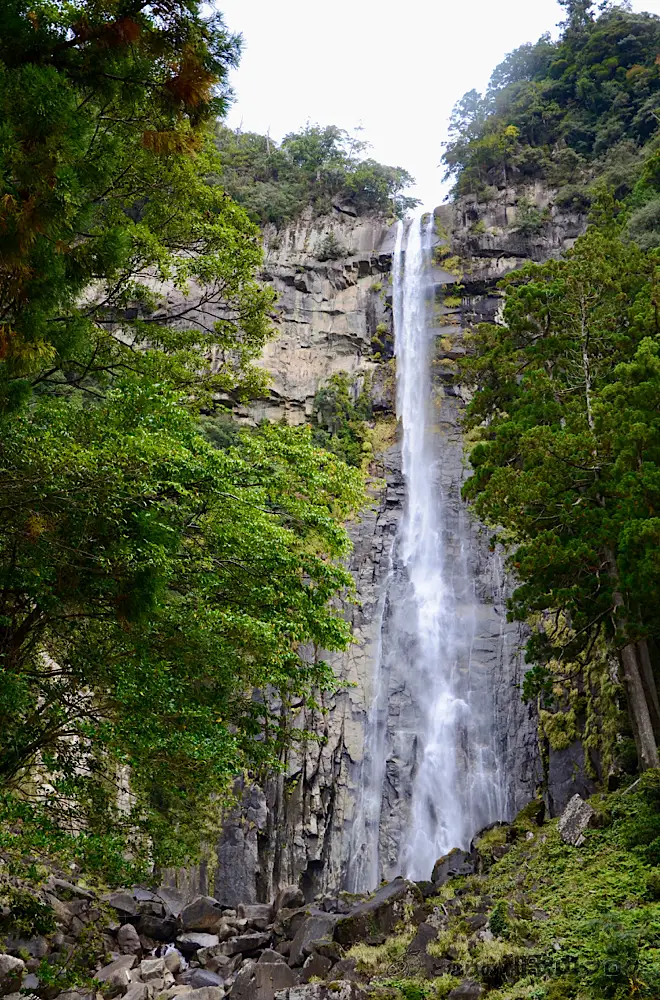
[347,209,508,890]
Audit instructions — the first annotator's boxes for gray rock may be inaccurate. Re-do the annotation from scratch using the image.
[0,956,24,993]
[189,971,224,990]
[5,935,49,959]
[231,959,297,1000]
[327,959,360,983]
[274,984,365,1000]
[273,907,309,940]
[558,794,596,847]
[181,897,225,933]
[109,893,138,917]
[140,958,167,981]
[300,953,332,983]
[432,849,475,885]
[220,932,270,956]
[407,922,439,955]
[137,914,178,941]
[448,982,483,1000]
[273,888,304,913]
[117,923,142,955]
[155,888,187,919]
[333,880,423,948]
[23,974,40,990]
[164,951,182,975]
[185,989,224,1000]
[289,914,338,967]
[177,934,220,955]
[123,987,148,1000]
[95,955,137,983]
[237,903,273,929]
[259,950,287,965]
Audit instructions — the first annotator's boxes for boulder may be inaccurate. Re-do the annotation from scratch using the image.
[189,971,224,990]
[140,958,167,982]
[289,914,338,967]
[300,953,333,983]
[447,983,483,1000]
[137,915,178,941]
[164,951,182,975]
[558,794,596,847]
[273,888,304,913]
[109,893,138,918]
[231,958,297,1000]
[258,951,287,965]
[117,924,142,955]
[274,985,365,1000]
[155,888,187,919]
[415,881,438,900]
[185,989,224,1000]
[181,897,225,933]
[407,922,438,955]
[237,904,273,929]
[333,880,423,948]
[95,956,134,998]
[220,932,270,956]
[432,849,476,885]
[273,907,309,940]
[177,934,220,955]
[5,935,49,959]
[326,960,360,983]
[123,986,148,1000]
[95,955,137,983]
[0,956,25,994]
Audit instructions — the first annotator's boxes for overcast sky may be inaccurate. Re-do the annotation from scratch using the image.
[216,0,660,208]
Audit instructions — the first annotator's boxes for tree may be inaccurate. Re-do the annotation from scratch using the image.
[462,218,660,770]
[0,0,273,407]
[216,122,418,225]
[0,1,368,878]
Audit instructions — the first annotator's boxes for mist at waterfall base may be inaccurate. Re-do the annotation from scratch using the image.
[347,210,507,891]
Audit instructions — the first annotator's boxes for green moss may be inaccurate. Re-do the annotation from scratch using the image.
[346,927,416,976]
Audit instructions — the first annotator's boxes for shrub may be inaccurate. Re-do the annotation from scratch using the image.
[315,232,349,261]
[489,900,510,938]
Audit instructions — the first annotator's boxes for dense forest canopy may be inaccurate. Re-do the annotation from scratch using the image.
[215,123,419,226]
[444,1,660,220]
[0,0,366,879]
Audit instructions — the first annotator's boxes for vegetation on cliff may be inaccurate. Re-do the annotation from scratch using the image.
[215,123,419,226]
[450,2,660,782]
[444,0,660,225]
[0,0,366,878]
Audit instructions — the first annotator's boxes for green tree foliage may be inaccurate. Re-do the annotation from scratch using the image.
[0,0,273,404]
[462,214,660,770]
[215,123,419,226]
[312,373,373,468]
[0,1,368,877]
[443,5,660,197]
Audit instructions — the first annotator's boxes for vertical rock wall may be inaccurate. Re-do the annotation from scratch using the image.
[168,192,597,903]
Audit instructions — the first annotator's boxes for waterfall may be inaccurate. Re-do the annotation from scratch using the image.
[347,208,508,890]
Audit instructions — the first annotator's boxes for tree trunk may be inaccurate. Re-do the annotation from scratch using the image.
[605,550,658,769]
[637,639,660,742]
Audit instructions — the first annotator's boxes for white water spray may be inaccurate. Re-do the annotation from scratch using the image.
[347,209,507,889]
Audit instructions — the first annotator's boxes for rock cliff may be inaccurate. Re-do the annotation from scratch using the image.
[166,189,597,904]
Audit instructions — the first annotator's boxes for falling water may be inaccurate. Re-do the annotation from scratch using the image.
[347,208,507,890]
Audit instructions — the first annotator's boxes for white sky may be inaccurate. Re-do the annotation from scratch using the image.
[217,0,660,208]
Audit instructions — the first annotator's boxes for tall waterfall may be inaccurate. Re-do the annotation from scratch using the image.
[347,209,508,890]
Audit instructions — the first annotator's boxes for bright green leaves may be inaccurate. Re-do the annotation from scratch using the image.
[0,381,366,873]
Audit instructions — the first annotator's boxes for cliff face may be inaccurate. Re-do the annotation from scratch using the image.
[167,191,597,904]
